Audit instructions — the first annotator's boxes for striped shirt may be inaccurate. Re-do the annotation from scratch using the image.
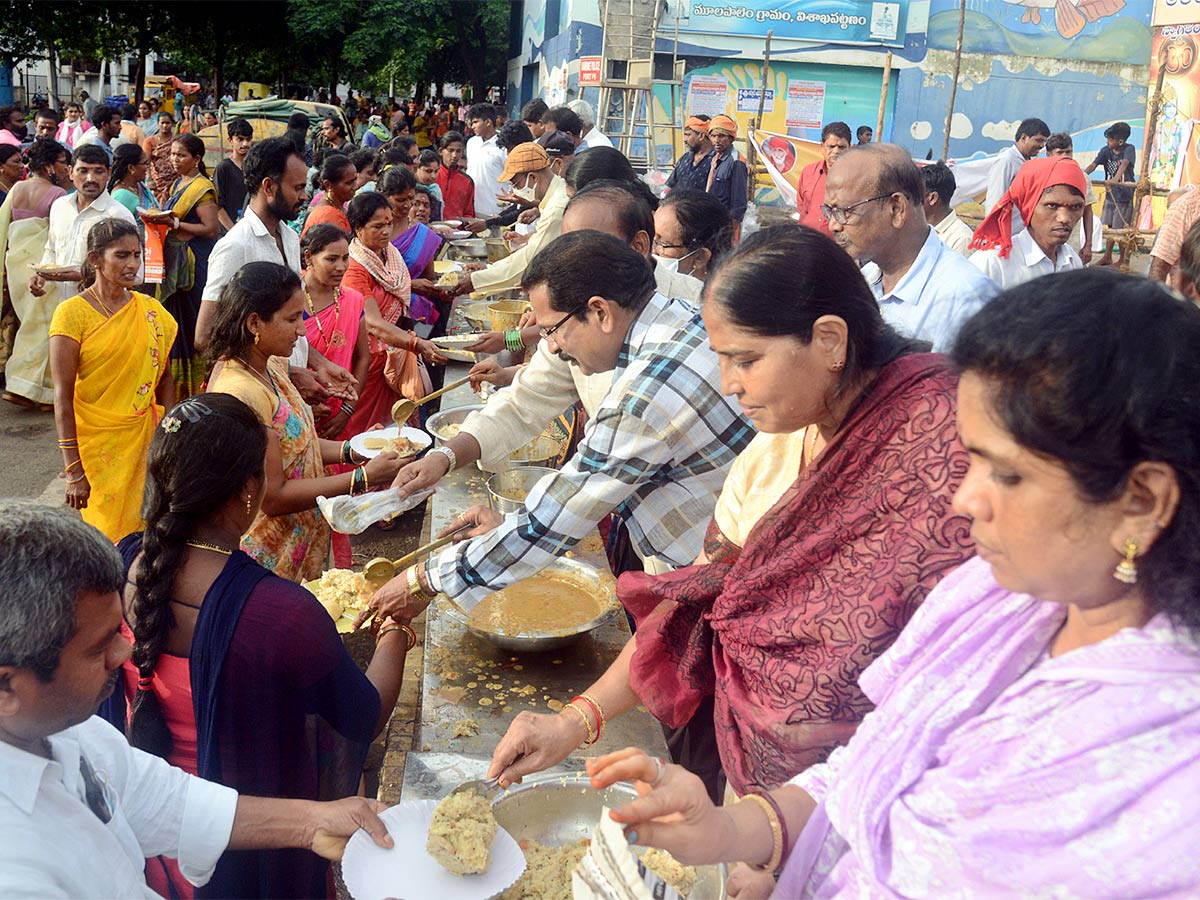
[426,291,754,608]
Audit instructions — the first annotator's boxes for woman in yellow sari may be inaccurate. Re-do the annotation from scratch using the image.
[141,133,217,399]
[49,219,177,542]
[0,138,70,405]
[205,261,406,582]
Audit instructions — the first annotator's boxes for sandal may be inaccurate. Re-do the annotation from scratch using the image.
[2,391,34,409]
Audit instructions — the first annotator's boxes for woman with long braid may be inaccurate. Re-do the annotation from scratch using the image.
[102,392,414,899]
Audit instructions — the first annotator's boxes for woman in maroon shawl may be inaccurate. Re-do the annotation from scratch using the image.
[489,226,975,800]
[100,393,415,899]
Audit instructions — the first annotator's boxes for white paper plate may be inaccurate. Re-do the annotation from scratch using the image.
[449,230,473,240]
[342,799,526,900]
[349,425,432,460]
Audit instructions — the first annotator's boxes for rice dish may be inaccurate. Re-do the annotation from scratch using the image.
[641,847,698,898]
[498,839,589,900]
[307,569,373,620]
[426,791,497,876]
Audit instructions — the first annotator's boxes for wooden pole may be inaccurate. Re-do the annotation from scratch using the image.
[1124,59,1169,262]
[943,0,966,160]
[876,51,893,140]
[749,30,773,198]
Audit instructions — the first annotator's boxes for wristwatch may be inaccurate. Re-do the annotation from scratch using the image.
[429,444,457,473]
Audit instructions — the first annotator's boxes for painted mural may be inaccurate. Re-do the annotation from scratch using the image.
[927,0,1152,64]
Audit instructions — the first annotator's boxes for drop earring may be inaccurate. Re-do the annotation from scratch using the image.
[1113,537,1138,585]
[245,494,253,516]
[253,331,260,346]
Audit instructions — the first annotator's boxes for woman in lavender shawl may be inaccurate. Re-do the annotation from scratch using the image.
[587,269,1200,899]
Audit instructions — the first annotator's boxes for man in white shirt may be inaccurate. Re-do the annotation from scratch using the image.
[454,142,567,297]
[194,137,357,408]
[921,161,974,256]
[984,117,1049,214]
[0,502,393,898]
[970,155,1087,288]
[567,99,614,151]
[825,143,997,352]
[465,102,509,218]
[14,145,136,405]
[76,104,123,163]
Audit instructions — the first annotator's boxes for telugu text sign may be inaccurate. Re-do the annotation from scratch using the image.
[785,81,826,129]
[682,0,909,45]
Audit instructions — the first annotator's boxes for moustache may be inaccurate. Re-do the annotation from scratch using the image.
[555,350,577,365]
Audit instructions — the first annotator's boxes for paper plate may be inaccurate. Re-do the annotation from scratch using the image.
[342,799,526,900]
[449,230,473,240]
[349,425,432,460]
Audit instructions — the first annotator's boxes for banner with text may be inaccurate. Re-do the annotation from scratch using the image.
[677,0,908,45]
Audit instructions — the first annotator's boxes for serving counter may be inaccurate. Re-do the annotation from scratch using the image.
[394,307,669,802]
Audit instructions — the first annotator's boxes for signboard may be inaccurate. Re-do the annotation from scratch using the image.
[680,0,909,46]
[736,88,775,113]
[785,80,826,129]
[579,57,602,85]
[1155,0,1200,27]
[688,75,729,116]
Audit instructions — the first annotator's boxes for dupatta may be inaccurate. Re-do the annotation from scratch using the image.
[620,354,975,795]
[774,556,1200,899]
[106,536,380,899]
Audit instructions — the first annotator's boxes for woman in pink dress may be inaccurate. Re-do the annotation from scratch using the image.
[301,223,368,566]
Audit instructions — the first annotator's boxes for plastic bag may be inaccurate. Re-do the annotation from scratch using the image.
[316,488,434,534]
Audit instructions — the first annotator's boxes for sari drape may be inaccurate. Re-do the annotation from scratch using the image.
[47,293,177,543]
[161,175,216,399]
[775,555,1200,899]
[208,357,332,582]
[104,536,380,899]
[0,186,68,404]
[393,222,442,328]
[620,354,975,795]
[144,136,176,206]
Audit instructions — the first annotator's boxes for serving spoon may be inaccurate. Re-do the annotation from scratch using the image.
[390,375,474,427]
[361,523,474,586]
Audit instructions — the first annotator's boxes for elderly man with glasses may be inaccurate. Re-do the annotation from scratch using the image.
[823,143,998,352]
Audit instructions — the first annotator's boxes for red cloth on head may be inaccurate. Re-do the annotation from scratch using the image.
[969,156,1089,259]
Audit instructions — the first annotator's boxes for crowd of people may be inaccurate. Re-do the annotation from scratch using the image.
[0,84,1198,900]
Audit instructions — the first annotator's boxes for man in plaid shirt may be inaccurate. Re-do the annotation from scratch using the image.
[364,230,753,621]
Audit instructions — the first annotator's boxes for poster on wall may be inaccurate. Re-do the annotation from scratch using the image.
[678,0,909,46]
[737,88,775,113]
[1149,24,1200,188]
[785,80,826,129]
[689,76,729,116]
[1154,0,1200,27]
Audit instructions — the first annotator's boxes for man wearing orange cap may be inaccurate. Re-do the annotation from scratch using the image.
[454,141,568,296]
[797,121,852,236]
[666,115,715,193]
[969,155,1087,288]
[705,114,748,223]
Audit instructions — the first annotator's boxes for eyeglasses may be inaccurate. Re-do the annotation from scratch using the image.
[820,192,895,225]
[540,305,585,340]
[652,236,693,252]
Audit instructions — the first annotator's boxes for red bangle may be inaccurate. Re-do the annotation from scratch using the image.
[571,694,603,740]
[751,789,789,878]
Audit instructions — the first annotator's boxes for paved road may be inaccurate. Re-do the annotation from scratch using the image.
[0,400,61,501]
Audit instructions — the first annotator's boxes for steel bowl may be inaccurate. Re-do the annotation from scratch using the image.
[486,465,555,514]
[491,771,727,900]
[457,301,493,331]
[425,404,485,448]
[439,558,619,652]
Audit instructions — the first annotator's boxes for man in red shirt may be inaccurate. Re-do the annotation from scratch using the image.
[797,121,852,235]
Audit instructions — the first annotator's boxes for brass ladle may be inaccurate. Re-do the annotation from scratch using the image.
[362,523,474,586]
[390,375,474,426]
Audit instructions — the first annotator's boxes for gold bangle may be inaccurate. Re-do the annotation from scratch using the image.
[562,702,595,746]
[741,794,783,876]
[64,458,83,472]
[377,623,417,650]
[578,692,607,740]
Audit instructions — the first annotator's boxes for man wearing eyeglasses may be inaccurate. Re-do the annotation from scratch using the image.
[0,502,393,898]
[366,231,751,627]
[823,143,998,352]
[388,183,706,533]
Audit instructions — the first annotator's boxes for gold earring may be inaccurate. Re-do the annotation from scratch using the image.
[1113,537,1139,584]
[245,494,253,516]
[253,331,260,346]
[831,360,845,372]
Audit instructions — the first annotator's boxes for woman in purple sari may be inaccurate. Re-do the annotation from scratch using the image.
[588,270,1200,899]
[100,393,415,899]
[380,166,449,336]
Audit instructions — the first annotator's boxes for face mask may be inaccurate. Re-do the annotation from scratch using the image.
[512,177,538,202]
[653,248,698,275]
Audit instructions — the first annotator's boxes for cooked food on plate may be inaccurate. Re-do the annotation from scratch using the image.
[362,435,422,455]
[426,790,498,876]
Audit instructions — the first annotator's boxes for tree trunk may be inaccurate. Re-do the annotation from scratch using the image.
[46,45,59,109]
[133,49,146,106]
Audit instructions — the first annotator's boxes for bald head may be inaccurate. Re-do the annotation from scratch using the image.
[822,142,929,270]
[561,182,654,260]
